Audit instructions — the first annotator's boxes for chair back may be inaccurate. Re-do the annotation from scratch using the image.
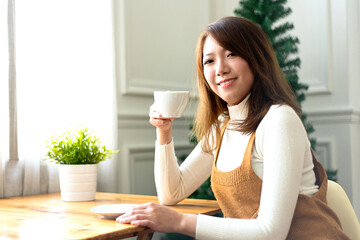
[327,180,360,239]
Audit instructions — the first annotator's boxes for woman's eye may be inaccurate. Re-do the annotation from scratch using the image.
[227,52,235,57]
[203,59,213,65]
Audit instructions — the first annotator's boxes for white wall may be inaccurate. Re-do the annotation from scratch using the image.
[287,0,360,217]
[113,0,210,195]
[113,0,360,217]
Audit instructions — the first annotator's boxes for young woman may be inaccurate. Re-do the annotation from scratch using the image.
[117,16,349,239]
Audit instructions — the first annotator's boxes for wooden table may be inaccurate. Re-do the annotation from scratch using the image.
[0,192,220,240]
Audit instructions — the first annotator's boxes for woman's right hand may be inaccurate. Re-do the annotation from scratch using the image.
[149,104,174,131]
[149,104,174,145]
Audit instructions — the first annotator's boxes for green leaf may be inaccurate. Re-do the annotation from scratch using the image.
[43,127,118,165]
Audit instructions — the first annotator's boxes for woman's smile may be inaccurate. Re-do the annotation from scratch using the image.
[218,78,237,87]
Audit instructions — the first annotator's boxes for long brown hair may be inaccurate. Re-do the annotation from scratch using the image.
[193,16,301,153]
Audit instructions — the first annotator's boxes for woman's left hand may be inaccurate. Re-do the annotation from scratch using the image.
[116,202,196,236]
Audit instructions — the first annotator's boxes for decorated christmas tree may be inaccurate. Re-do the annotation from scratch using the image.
[234,0,316,148]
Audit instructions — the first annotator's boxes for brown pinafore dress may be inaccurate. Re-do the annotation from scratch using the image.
[211,122,350,239]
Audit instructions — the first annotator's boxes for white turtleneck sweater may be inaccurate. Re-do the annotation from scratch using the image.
[154,96,318,240]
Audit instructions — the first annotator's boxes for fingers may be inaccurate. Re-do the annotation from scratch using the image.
[129,219,153,228]
[149,105,175,120]
[149,104,176,133]
[116,203,182,234]
[116,202,154,223]
[116,211,155,229]
[149,116,174,131]
[130,202,151,210]
[149,109,162,119]
[149,104,161,118]
[116,212,147,224]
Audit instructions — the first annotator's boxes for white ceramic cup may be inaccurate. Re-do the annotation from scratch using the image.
[153,91,190,118]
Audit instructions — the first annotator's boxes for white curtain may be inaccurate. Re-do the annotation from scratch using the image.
[0,0,118,197]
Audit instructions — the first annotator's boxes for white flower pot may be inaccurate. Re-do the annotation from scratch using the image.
[59,164,98,201]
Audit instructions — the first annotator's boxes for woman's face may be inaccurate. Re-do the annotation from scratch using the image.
[202,36,254,106]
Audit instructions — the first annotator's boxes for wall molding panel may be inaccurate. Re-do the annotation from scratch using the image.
[121,143,193,194]
[115,0,210,97]
[289,0,334,96]
[118,113,194,129]
[314,138,336,171]
[304,107,360,124]
[122,78,195,97]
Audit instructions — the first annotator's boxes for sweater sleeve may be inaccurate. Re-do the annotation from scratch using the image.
[196,105,311,239]
[154,139,214,205]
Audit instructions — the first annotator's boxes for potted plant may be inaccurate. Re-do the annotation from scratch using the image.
[45,127,118,201]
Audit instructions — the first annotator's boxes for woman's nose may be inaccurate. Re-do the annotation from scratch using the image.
[216,60,229,76]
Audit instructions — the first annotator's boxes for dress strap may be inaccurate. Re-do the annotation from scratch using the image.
[310,148,328,201]
[214,119,230,161]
